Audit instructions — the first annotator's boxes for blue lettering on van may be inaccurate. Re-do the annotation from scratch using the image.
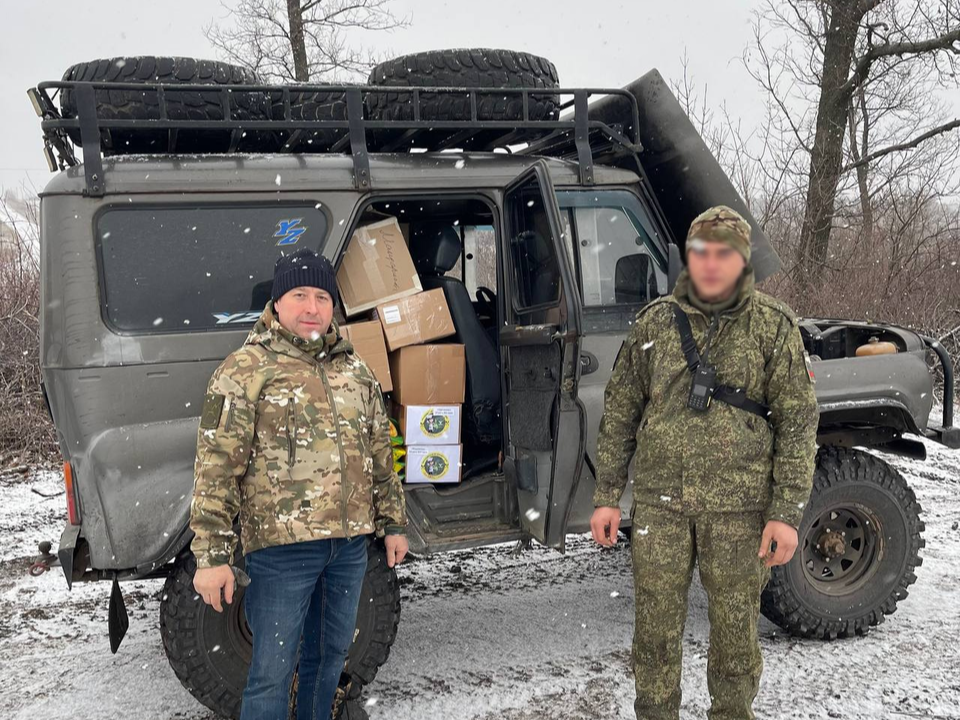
[213,311,262,325]
[274,219,306,245]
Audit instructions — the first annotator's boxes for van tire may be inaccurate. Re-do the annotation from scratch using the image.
[367,48,560,124]
[270,88,351,152]
[159,538,401,719]
[59,56,273,153]
[760,447,924,639]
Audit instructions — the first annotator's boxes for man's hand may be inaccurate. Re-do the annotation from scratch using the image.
[591,507,622,547]
[385,535,409,568]
[193,564,236,613]
[758,520,799,568]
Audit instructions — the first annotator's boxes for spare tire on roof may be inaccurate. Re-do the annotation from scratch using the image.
[59,56,275,154]
[269,87,351,152]
[366,48,560,150]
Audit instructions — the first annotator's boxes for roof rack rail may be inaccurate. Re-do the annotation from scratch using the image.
[28,80,642,196]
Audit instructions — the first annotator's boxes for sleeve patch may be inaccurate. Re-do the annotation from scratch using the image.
[200,392,226,429]
[803,351,816,384]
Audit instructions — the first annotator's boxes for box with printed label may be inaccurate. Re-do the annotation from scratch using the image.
[373,288,455,351]
[388,344,466,405]
[405,444,462,484]
[336,218,422,316]
[399,405,461,445]
[339,320,392,393]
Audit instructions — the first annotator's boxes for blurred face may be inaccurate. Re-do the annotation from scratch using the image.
[274,286,334,340]
[686,239,746,303]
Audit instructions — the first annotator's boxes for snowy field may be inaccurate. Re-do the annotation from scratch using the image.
[1,430,958,720]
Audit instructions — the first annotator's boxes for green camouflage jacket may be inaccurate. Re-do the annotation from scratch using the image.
[189,301,406,569]
[594,265,820,528]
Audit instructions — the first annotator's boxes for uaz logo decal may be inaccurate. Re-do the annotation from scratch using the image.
[274,219,306,246]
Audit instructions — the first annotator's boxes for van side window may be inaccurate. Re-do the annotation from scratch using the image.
[558,191,667,308]
[505,175,561,309]
[96,204,328,332]
[462,225,497,300]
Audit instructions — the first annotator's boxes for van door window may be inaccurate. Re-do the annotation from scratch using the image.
[558,190,668,308]
[96,203,328,333]
[505,176,562,311]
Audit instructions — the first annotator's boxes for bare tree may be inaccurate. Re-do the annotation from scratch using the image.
[205,0,409,82]
[747,0,960,284]
[671,53,810,262]
[0,188,56,466]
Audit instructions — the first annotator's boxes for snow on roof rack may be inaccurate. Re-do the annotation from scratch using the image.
[28,80,641,197]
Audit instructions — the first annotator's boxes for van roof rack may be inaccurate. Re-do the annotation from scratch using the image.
[28,80,642,197]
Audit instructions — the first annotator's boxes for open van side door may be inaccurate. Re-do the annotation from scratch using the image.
[499,161,586,551]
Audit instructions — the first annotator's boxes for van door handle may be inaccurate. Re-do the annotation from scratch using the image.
[580,350,598,375]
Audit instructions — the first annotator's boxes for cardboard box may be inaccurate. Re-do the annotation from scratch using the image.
[405,444,463,484]
[337,218,422,316]
[374,288,456,351]
[389,344,466,406]
[340,320,392,393]
[399,405,461,445]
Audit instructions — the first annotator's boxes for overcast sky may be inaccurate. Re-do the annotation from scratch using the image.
[0,0,774,192]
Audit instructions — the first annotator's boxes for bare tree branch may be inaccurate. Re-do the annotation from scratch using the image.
[839,26,960,99]
[204,0,409,82]
[842,118,960,171]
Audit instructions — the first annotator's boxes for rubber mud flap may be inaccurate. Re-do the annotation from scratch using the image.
[108,574,129,654]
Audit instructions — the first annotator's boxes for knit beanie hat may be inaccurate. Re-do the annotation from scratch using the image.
[271,248,339,305]
[686,205,752,263]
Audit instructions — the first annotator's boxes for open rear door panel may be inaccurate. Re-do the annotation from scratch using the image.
[499,161,586,550]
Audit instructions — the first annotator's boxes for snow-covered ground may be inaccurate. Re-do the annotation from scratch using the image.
[1,431,958,720]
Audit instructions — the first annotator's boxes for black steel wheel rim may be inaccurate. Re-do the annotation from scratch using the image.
[801,504,882,596]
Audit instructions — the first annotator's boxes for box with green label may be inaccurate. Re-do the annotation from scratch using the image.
[405,444,462,484]
[399,405,461,445]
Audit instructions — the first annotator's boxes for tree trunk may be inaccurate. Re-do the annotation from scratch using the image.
[286,0,309,82]
[847,88,874,247]
[798,0,866,285]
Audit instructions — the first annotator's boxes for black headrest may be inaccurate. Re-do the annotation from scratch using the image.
[412,225,461,275]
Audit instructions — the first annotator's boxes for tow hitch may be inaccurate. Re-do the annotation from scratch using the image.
[29,540,60,576]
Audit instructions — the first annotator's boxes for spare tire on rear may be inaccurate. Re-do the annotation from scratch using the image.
[60,56,274,154]
[366,49,560,150]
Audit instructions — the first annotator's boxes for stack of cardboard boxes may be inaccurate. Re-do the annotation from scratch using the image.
[337,218,464,484]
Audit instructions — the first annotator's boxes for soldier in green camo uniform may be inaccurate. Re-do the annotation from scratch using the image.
[189,248,408,720]
[590,206,820,720]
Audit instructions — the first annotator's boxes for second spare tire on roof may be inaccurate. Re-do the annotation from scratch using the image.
[365,48,560,150]
[59,56,274,154]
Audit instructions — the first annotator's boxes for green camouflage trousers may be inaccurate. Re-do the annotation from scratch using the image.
[630,505,771,720]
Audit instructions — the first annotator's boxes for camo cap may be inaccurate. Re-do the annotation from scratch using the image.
[686,205,752,263]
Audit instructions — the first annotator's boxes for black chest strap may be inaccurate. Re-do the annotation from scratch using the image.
[671,304,771,421]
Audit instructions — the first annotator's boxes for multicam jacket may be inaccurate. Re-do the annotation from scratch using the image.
[594,265,820,529]
[189,301,406,569]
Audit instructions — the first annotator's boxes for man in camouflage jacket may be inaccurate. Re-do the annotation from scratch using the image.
[189,248,407,720]
[591,206,819,720]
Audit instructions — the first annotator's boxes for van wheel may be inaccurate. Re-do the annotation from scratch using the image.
[159,538,401,719]
[367,49,559,145]
[760,447,924,639]
[59,56,274,153]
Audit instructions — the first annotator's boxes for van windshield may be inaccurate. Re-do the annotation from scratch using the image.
[96,203,328,333]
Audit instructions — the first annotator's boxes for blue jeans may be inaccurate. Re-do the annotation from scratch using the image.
[240,535,369,720]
